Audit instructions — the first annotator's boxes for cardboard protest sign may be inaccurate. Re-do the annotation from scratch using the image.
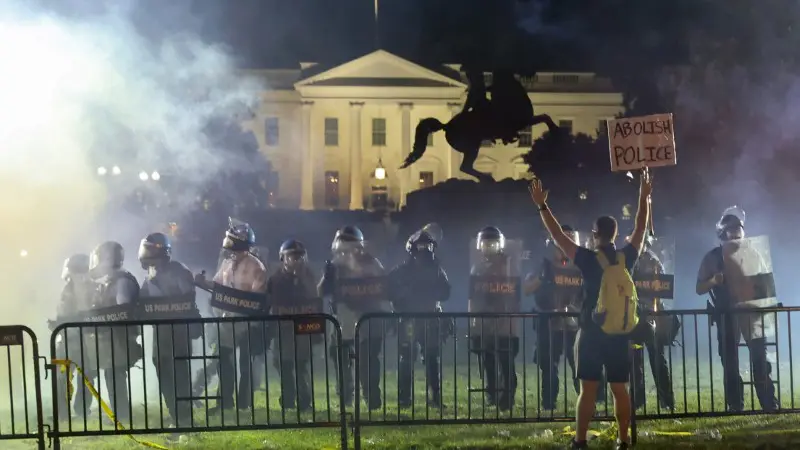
[607,113,676,172]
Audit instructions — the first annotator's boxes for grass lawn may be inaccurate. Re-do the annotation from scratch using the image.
[3,358,800,450]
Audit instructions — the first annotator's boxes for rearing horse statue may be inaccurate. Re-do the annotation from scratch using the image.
[400,70,558,182]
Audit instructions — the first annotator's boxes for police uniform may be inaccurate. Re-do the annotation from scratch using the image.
[630,249,675,411]
[52,254,96,420]
[697,212,777,412]
[388,224,451,408]
[266,240,321,412]
[468,227,520,411]
[87,242,142,424]
[138,233,201,426]
[532,256,581,409]
[319,226,392,409]
[205,220,268,412]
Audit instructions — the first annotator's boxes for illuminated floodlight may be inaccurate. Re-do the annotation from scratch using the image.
[19,249,28,257]
[151,171,160,181]
[375,167,386,180]
[139,171,149,181]
[97,166,107,176]
[111,166,121,175]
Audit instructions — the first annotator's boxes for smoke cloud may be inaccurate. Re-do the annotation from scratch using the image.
[0,1,265,328]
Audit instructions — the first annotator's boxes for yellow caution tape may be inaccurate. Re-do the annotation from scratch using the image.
[52,359,170,450]
[561,424,695,438]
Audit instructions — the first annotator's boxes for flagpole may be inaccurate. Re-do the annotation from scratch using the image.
[374,0,380,49]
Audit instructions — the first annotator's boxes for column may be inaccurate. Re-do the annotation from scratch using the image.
[399,102,413,208]
[349,102,365,210]
[447,102,462,179]
[299,101,314,210]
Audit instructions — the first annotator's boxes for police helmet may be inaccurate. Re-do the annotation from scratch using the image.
[279,239,307,260]
[223,217,255,251]
[62,253,90,281]
[476,226,505,254]
[405,223,442,254]
[89,241,124,275]
[546,225,579,247]
[332,225,365,253]
[138,232,171,268]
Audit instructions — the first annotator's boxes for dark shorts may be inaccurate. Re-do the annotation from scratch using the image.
[575,326,630,383]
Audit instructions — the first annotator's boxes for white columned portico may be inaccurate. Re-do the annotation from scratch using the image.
[299,101,315,210]
[447,102,462,179]
[349,102,365,210]
[399,102,413,208]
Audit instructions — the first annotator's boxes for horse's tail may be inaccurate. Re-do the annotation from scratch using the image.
[400,117,446,169]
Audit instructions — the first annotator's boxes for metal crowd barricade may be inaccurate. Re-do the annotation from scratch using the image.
[0,325,46,450]
[48,314,348,450]
[350,308,800,449]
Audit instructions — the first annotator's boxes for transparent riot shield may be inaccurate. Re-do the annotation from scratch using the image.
[330,240,392,341]
[722,235,777,341]
[251,245,270,269]
[468,238,523,338]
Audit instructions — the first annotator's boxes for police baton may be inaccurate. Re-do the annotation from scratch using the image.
[194,270,213,294]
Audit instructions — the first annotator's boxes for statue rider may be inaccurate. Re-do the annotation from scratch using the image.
[387,224,451,408]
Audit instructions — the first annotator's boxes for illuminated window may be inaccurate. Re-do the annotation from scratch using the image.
[480,139,493,147]
[419,171,434,189]
[372,118,386,146]
[265,117,279,146]
[324,118,339,146]
[553,74,580,84]
[324,171,340,208]
[427,132,434,146]
[558,119,573,134]
[518,126,532,147]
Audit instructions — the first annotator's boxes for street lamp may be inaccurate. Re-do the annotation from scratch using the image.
[151,171,161,181]
[139,171,149,181]
[374,159,386,180]
[97,166,107,176]
[111,165,121,175]
[19,249,28,257]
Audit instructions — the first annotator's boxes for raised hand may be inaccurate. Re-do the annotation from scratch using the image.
[528,177,548,207]
[640,167,653,198]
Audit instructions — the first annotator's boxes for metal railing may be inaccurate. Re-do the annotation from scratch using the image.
[48,315,347,450]
[0,325,46,449]
[2,308,799,449]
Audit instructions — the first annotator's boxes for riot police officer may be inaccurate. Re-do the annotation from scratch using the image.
[525,226,581,410]
[266,240,321,412]
[468,226,521,411]
[139,232,201,427]
[388,224,451,408]
[628,235,676,412]
[696,210,778,412]
[87,241,142,424]
[319,226,392,409]
[51,254,96,421]
[195,219,268,413]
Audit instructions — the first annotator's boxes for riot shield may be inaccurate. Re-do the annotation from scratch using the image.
[468,239,523,337]
[251,245,270,269]
[330,242,392,340]
[209,249,269,316]
[633,237,676,301]
[722,235,777,341]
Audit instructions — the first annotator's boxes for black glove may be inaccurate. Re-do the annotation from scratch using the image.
[321,260,336,296]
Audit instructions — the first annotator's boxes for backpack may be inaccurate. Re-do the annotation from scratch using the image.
[592,251,639,335]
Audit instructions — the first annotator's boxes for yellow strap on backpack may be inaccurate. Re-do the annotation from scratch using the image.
[51,359,170,450]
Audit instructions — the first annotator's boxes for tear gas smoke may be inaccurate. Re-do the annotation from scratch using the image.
[0,1,266,410]
[0,2,264,326]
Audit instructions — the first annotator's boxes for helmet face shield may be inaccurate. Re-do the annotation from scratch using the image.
[477,236,505,255]
[282,251,307,273]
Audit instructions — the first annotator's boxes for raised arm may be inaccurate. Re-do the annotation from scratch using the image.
[528,178,578,261]
[628,168,653,253]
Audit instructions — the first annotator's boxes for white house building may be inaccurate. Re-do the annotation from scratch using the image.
[240,49,624,211]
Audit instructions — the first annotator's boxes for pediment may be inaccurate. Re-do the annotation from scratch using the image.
[295,50,465,89]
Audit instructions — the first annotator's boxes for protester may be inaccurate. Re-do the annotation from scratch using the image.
[529,168,652,450]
